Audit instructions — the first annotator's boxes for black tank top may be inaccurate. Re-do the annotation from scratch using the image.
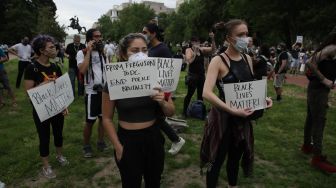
[216,53,254,100]
[188,48,205,75]
[103,84,159,123]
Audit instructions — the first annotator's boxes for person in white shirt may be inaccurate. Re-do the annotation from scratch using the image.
[77,28,107,158]
[9,36,33,88]
[104,40,115,63]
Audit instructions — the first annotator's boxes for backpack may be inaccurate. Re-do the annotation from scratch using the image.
[187,100,206,120]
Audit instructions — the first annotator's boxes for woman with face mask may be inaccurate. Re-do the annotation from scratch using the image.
[24,35,69,179]
[102,33,175,188]
[202,19,272,187]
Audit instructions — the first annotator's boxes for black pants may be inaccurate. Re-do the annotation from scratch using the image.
[115,123,165,188]
[304,81,330,155]
[16,60,30,88]
[159,118,179,143]
[206,125,245,187]
[183,77,205,115]
[33,111,64,157]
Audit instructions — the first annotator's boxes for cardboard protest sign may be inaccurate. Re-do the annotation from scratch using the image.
[105,58,158,100]
[27,73,74,122]
[105,58,182,100]
[157,58,182,92]
[296,36,303,43]
[223,79,267,110]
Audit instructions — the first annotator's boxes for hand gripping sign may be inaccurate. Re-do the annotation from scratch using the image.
[27,73,74,122]
[105,58,182,100]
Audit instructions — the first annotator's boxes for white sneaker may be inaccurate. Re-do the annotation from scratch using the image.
[56,155,69,166]
[168,137,185,155]
[42,165,56,179]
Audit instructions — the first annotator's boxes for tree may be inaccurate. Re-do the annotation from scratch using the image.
[35,6,66,42]
[98,3,155,42]
[0,0,66,44]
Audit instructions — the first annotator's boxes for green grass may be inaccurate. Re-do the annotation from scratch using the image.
[0,58,335,187]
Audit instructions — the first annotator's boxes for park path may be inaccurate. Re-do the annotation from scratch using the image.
[285,74,335,93]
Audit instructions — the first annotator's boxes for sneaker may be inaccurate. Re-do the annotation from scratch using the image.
[168,137,185,155]
[301,144,313,155]
[97,141,107,152]
[83,145,93,158]
[56,155,69,166]
[42,165,56,179]
[311,155,336,173]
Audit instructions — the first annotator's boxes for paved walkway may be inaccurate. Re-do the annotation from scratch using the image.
[285,74,335,93]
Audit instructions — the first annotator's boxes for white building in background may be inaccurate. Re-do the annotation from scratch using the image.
[142,1,174,14]
[105,0,174,22]
[176,0,186,10]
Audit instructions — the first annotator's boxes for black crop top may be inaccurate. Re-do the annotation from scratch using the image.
[216,53,254,100]
[103,84,159,123]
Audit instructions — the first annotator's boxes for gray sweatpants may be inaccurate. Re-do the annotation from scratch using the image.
[303,81,330,155]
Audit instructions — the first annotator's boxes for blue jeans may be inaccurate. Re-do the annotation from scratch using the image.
[68,68,84,96]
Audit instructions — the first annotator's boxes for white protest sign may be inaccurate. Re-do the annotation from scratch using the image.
[27,73,74,122]
[223,79,267,110]
[105,58,182,100]
[296,36,303,43]
[157,58,182,92]
[105,58,158,100]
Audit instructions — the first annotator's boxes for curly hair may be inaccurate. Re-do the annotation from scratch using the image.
[31,34,55,56]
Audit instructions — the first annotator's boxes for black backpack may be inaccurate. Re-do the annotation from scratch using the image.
[187,100,206,120]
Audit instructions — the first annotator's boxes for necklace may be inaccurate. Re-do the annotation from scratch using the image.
[74,44,80,52]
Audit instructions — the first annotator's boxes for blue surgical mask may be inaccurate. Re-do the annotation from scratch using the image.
[231,37,249,53]
[128,52,148,62]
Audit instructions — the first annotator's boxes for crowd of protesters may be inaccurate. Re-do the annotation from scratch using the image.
[1,18,335,188]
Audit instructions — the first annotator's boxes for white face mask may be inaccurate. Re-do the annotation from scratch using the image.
[232,37,249,53]
[128,52,148,62]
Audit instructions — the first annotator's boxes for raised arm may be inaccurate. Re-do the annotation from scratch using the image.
[200,32,216,55]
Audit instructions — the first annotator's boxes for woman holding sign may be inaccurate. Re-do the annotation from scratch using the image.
[102,33,175,188]
[24,35,69,179]
[202,19,272,187]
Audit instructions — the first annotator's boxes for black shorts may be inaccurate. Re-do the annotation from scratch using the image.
[85,92,102,123]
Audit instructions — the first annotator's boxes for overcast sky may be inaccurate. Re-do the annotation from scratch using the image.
[54,0,176,35]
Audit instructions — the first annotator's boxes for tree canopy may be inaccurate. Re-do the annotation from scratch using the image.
[97,0,336,48]
[0,0,66,44]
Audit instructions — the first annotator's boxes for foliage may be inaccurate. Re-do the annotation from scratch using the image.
[98,3,155,42]
[35,6,67,42]
[97,0,336,48]
[0,0,66,44]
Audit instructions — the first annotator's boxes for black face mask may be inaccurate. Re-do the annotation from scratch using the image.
[22,41,29,45]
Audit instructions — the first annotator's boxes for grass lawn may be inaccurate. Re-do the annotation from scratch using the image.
[0,58,335,187]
